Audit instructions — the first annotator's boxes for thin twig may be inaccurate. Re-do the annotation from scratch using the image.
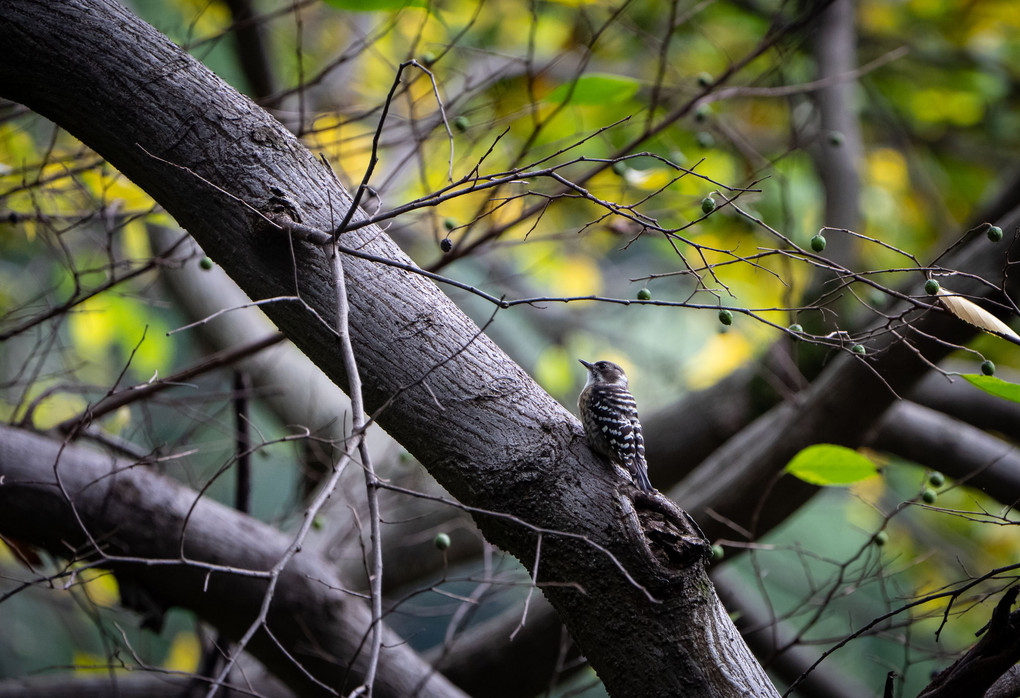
[203,431,363,698]
[57,333,284,434]
[378,482,658,603]
[330,240,384,697]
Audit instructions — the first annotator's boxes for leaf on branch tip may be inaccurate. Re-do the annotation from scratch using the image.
[784,444,879,486]
[936,287,1020,341]
[961,375,1020,403]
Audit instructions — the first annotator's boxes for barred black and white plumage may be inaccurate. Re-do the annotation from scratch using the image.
[577,359,654,492]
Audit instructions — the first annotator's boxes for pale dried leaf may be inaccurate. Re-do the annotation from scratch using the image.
[937,287,1020,340]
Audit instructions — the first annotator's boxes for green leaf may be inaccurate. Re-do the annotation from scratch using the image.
[785,444,879,486]
[962,374,1020,403]
[545,73,642,106]
[321,0,426,11]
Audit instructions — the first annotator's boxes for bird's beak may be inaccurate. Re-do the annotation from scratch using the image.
[578,359,594,370]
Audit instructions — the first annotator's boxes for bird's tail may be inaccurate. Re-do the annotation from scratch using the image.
[632,464,654,492]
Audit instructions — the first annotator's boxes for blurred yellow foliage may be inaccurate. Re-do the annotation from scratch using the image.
[123,219,152,262]
[73,651,115,676]
[0,539,15,566]
[80,167,158,213]
[910,88,985,127]
[534,344,575,398]
[867,148,909,193]
[68,295,171,381]
[172,0,230,37]
[684,330,751,390]
[853,459,888,494]
[306,114,376,180]
[14,385,87,430]
[541,254,602,297]
[75,565,120,608]
[164,631,202,672]
[859,1,903,33]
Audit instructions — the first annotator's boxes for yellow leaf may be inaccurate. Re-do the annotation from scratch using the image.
[937,287,1020,341]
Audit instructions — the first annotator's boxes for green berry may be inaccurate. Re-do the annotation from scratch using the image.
[443,217,457,231]
[611,161,628,175]
[718,308,733,325]
[921,488,937,504]
[453,115,469,133]
[981,360,995,376]
[695,131,714,148]
[199,257,214,270]
[924,279,940,295]
[694,104,710,123]
[987,225,1003,242]
[851,344,866,356]
[873,531,888,546]
[434,532,451,551]
[701,196,716,214]
[696,72,713,88]
[637,288,651,301]
[710,544,724,561]
[440,237,453,253]
[421,51,437,65]
[827,131,844,147]
[789,323,803,334]
[928,472,945,487]
[810,234,826,252]
[312,515,324,530]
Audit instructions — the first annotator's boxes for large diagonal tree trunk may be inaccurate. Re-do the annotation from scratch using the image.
[0,0,777,695]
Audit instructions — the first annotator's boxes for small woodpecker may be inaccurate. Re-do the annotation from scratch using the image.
[577,359,654,492]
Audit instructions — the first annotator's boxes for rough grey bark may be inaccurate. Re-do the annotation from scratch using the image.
[0,0,778,695]
[0,424,465,698]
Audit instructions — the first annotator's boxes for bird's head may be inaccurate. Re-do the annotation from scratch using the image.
[579,359,629,388]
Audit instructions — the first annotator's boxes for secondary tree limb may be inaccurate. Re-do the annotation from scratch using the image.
[0,424,465,698]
